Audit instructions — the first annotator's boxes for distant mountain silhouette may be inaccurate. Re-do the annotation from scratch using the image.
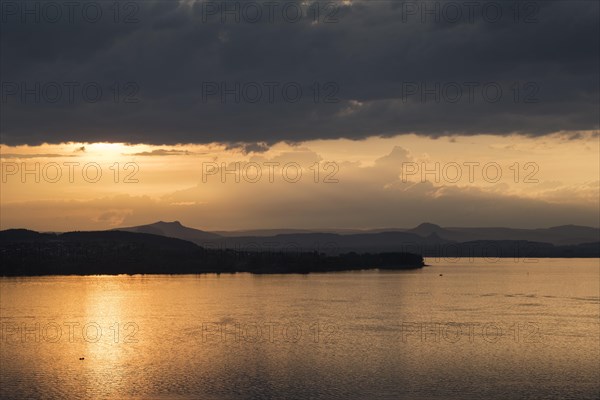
[109,221,600,255]
[207,222,599,246]
[2,221,597,276]
[408,223,446,236]
[112,221,600,261]
[116,221,221,242]
[117,223,448,252]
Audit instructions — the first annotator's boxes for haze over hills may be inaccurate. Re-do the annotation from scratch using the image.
[114,221,600,247]
[405,223,600,246]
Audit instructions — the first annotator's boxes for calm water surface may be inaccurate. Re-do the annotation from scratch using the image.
[1,258,599,399]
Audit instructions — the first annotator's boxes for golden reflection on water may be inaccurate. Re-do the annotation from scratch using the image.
[1,259,599,399]
[83,277,128,396]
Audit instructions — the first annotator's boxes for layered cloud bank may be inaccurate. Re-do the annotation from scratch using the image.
[1,0,598,145]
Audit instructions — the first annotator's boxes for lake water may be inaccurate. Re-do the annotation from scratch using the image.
[1,258,598,399]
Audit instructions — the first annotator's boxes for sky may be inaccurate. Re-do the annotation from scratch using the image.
[0,0,598,231]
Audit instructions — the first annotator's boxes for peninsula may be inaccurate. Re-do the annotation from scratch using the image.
[0,229,424,276]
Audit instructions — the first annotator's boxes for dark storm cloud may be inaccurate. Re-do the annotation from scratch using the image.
[0,0,598,145]
[128,149,195,156]
[225,142,270,154]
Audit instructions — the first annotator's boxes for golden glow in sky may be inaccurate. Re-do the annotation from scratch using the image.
[1,132,598,231]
